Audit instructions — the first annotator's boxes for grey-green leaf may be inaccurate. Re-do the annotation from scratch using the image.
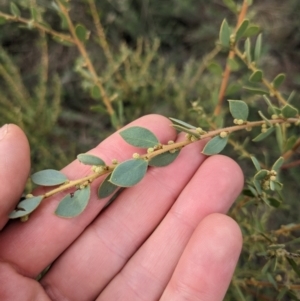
[31,169,68,186]
[55,186,90,218]
[272,157,284,172]
[242,25,260,38]
[202,136,228,155]
[254,33,262,65]
[75,24,88,42]
[98,175,119,198]
[249,70,263,82]
[235,19,249,41]
[10,2,21,17]
[9,196,44,219]
[149,150,180,167]
[254,169,268,180]
[245,38,251,62]
[219,19,231,48]
[77,154,105,166]
[272,73,286,89]
[169,117,196,129]
[228,100,249,120]
[243,86,269,95]
[250,156,261,171]
[110,159,148,187]
[281,104,298,118]
[120,126,159,148]
[252,127,274,142]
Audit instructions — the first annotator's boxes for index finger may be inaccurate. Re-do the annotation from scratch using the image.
[0,115,177,277]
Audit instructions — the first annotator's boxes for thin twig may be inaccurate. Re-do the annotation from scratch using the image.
[214,0,249,116]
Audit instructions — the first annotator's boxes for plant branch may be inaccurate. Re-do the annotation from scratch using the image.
[33,117,299,202]
[57,2,116,121]
[214,0,249,116]
[0,11,74,44]
[234,47,289,106]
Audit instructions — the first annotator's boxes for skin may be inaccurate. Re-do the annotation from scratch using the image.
[0,115,243,301]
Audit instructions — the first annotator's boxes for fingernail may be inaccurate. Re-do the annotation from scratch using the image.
[0,124,8,141]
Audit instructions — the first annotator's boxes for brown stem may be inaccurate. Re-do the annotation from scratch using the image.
[0,11,74,44]
[214,0,249,116]
[57,2,116,120]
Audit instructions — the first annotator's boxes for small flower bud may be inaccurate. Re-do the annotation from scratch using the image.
[132,153,140,159]
[271,114,278,120]
[245,126,252,131]
[190,135,198,142]
[21,215,29,222]
[270,175,276,181]
[237,119,244,125]
[233,119,238,124]
[112,159,118,164]
[147,147,154,154]
[219,131,228,138]
[261,128,267,133]
[167,140,174,145]
[25,194,33,199]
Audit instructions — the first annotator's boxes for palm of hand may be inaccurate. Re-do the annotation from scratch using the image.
[0,116,243,301]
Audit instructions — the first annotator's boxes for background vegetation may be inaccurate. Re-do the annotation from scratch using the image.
[1,0,300,299]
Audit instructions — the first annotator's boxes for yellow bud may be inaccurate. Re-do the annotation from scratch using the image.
[220,131,228,138]
[237,119,244,125]
[271,114,278,120]
[275,274,282,282]
[270,175,276,181]
[262,123,267,128]
[147,147,154,154]
[261,128,267,133]
[112,159,118,164]
[167,140,174,145]
[25,194,33,199]
[132,153,140,159]
[245,126,252,131]
[233,119,238,124]
[21,215,29,222]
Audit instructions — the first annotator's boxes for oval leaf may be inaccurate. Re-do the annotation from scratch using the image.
[31,169,68,186]
[98,175,119,198]
[252,127,274,142]
[55,186,90,218]
[202,136,228,156]
[228,100,249,120]
[281,104,298,118]
[120,126,159,148]
[243,86,269,95]
[254,33,262,65]
[149,150,181,167]
[249,70,263,82]
[9,196,43,219]
[242,25,260,38]
[235,19,249,41]
[272,73,286,89]
[75,24,88,42]
[250,156,261,171]
[219,19,231,48]
[272,157,284,172]
[110,159,148,187]
[245,38,251,63]
[10,2,21,17]
[254,169,268,180]
[169,117,196,129]
[77,154,105,166]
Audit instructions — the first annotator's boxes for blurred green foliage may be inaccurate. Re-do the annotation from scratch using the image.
[1,0,300,299]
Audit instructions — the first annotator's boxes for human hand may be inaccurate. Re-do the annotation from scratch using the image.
[0,115,243,301]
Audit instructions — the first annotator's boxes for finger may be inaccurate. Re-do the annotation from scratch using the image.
[40,134,208,301]
[0,124,30,230]
[0,115,177,277]
[98,155,243,300]
[160,214,242,301]
[0,262,51,301]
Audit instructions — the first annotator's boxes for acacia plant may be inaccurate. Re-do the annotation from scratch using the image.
[1,0,300,300]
